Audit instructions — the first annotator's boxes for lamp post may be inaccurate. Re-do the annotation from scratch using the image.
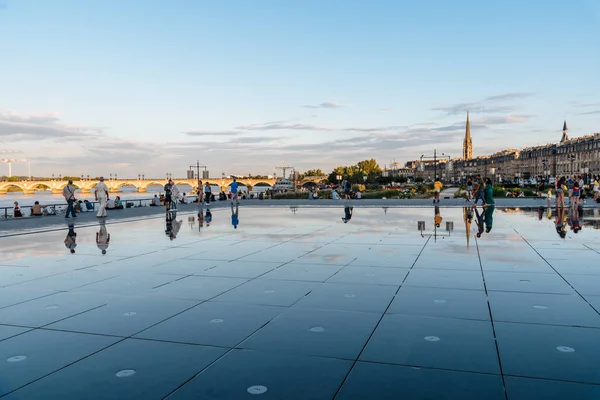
[336,174,342,186]
[363,175,367,184]
[568,154,576,176]
[110,173,113,181]
[541,158,548,181]
[138,174,141,180]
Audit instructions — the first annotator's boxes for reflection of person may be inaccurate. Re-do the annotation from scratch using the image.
[555,206,566,238]
[474,206,484,238]
[95,177,109,218]
[569,205,582,233]
[64,224,77,254]
[434,206,442,228]
[96,221,110,255]
[205,208,213,226]
[484,205,495,233]
[433,179,442,203]
[197,209,205,232]
[231,204,239,229]
[165,212,174,239]
[342,205,353,223]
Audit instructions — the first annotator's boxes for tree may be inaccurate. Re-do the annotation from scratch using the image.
[356,159,382,176]
[327,166,347,184]
[303,169,325,177]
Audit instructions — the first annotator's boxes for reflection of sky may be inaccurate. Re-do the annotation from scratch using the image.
[3,207,599,264]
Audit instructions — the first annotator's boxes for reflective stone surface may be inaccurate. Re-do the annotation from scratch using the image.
[1,206,600,398]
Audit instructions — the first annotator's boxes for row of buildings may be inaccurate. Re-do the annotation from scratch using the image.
[398,115,600,183]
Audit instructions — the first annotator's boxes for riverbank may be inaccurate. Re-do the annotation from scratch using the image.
[1,197,598,236]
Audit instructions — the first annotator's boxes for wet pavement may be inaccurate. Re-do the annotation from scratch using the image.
[0,205,600,399]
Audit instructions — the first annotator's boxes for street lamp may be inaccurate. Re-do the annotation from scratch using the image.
[363,175,367,183]
[568,154,576,175]
[138,174,141,180]
[336,175,342,186]
[541,158,548,181]
[110,173,113,181]
[115,173,118,180]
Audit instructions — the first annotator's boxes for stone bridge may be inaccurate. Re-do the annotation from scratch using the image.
[0,176,328,194]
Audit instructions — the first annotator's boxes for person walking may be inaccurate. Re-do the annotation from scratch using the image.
[62,180,77,219]
[164,180,173,210]
[556,176,566,208]
[484,177,495,205]
[204,182,212,204]
[95,177,109,218]
[593,176,599,202]
[230,177,239,205]
[473,175,485,206]
[342,179,351,201]
[572,180,581,209]
[466,177,473,202]
[169,179,180,210]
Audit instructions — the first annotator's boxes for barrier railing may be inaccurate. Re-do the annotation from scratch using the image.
[1,195,200,220]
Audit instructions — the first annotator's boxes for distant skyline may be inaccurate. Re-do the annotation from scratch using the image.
[1,0,599,178]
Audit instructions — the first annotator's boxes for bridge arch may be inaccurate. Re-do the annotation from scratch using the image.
[0,183,26,193]
[253,182,272,187]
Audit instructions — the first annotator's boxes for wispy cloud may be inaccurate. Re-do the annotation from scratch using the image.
[483,92,534,102]
[183,130,243,137]
[0,110,105,141]
[237,122,331,131]
[230,136,281,144]
[578,110,600,116]
[379,107,394,111]
[303,101,348,109]
[432,92,534,115]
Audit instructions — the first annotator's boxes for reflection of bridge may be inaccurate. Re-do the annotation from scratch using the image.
[0,176,328,194]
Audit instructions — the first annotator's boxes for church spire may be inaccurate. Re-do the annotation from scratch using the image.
[561,120,569,142]
[463,111,472,159]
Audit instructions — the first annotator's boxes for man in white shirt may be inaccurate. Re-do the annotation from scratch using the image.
[95,177,109,218]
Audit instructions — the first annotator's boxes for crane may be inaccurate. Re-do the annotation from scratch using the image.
[275,162,293,179]
[1,158,30,178]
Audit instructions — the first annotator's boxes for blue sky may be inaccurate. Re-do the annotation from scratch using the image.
[1,0,599,178]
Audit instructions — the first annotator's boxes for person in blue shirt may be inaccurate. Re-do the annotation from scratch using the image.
[204,182,212,204]
[231,204,239,229]
[230,177,239,205]
[342,179,351,201]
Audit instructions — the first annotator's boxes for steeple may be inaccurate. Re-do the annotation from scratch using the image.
[463,111,473,159]
[561,120,569,142]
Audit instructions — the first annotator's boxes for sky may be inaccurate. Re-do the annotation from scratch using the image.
[1,0,599,179]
